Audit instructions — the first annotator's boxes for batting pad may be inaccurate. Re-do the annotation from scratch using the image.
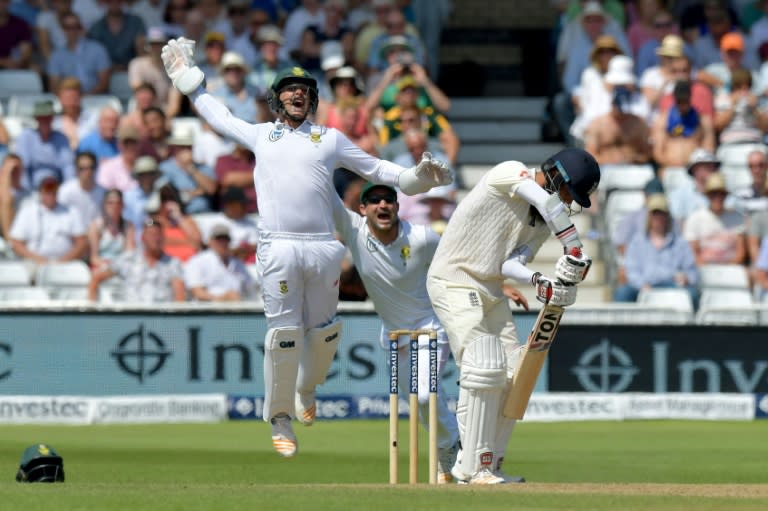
[296,318,341,393]
[456,335,506,479]
[263,327,303,421]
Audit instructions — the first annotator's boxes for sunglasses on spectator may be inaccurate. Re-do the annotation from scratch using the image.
[364,194,397,204]
[213,234,231,241]
[144,218,162,228]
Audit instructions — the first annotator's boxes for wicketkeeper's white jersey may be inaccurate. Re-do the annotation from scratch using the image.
[192,91,406,236]
[428,160,551,297]
[333,197,444,347]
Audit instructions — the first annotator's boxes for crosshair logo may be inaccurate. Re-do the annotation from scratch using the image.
[111,324,172,383]
[571,339,638,392]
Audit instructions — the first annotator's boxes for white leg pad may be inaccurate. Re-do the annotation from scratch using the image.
[296,317,342,393]
[262,327,303,421]
[455,335,507,479]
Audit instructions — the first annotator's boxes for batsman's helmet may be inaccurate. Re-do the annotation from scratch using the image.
[15,444,65,483]
[267,66,319,115]
[542,148,601,208]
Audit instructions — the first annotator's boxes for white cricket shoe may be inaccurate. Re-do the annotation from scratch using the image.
[494,457,526,483]
[437,441,460,484]
[295,390,316,426]
[270,413,298,457]
[455,467,506,485]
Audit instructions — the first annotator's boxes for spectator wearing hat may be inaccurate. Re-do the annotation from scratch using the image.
[97,123,142,192]
[713,67,768,145]
[77,106,121,163]
[316,66,377,155]
[366,10,425,77]
[88,216,186,302]
[668,147,721,221]
[0,0,33,70]
[613,193,699,304]
[697,32,759,96]
[87,0,148,71]
[353,0,400,71]
[245,24,295,98]
[123,155,162,234]
[183,223,258,302]
[612,177,668,257]
[639,34,686,116]
[9,168,88,270]
[88,188,136,271]
[652,80,716,176]
[209,51,258,123]
[198,31,228,78]
[378,76,458,163]
[657,54,715,120]
[0,154,31,243]
[636,9,687,76]
[214,144,257,214]
[58,150,105,226]
[159,125,216,214]
[128,26,173,106]
[16,100,76,191]
[54,78,99,151]
[281,0,326,63]
[46,12,111,95]
[684,172,747,265]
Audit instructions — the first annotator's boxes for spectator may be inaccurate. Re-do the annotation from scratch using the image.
[626,0,664,57]
[612,177,666,258]
[669,147,721,222]
[213,187,258,263]
[218,0,251,53]
[77,106,120,163]
[652,80,716,176]
[690,2,742,70]
[0,154,31,241]
[0,0,33,69]
[130,0,166,31]
[583,84,653,165]
[378,103,449,163]
[87,216,186,302]
[88,188,136,271]
[321,79,378,154]
[635,8,684,76]
[657,55,715,121]
[149,183,202,262]
[46,12,111,95]
[0,116,8,161]
[159,0,189,39]
[713,67,768,144]
[231,8,272,68]
[181,9,207,63]
[159,125,217,214]
[192,120,234,169]
[364,53,451,115]
[684,172,747,266]
[9,169,87,271]
[613,193,699,304]
[35,0,72,62]
[123,155,162,233]
[97,123,142,193]
[639,34,686,118]
[197,31,227,79]
[366,11,425,79]
[281,0,325,62]
[378,76,459,164]
[16,100,76,191]
[121,82,159,137]
[214,144,257,213]
[246,24,295,98]
[128,26,173,107]
[87,0,147,71]
[698,32,759,96]
[733,147,768,215]
[58,150,104,226]
[354,0,397,67]
[196,0,226,30]
[72,0,105,30]
[209,51,258,123]
[53,78,98,150]
[295,0,354,75]
[183,223,257,302]
[138,106,171,162]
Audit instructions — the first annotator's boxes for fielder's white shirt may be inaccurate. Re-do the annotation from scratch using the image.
[9,201,86,259]
[183,249,256,298]
[191,90,405,236]
[333,197,444,347]
[428,161,551,297]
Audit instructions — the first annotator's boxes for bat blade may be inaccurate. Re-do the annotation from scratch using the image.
[502,303,565,419]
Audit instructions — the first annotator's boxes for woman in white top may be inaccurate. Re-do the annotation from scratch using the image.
[88,188,135,271]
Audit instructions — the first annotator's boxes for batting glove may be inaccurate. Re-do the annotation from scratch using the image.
[555,249,592,285]
[531,272,577,307]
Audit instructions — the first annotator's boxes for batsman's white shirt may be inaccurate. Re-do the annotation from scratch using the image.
[333,197,446,348]
[191,90,406,236]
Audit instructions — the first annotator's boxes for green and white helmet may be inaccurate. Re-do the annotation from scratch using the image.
[267,66,319,115]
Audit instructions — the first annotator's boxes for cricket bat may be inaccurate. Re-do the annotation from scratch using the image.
[502,302,565,419]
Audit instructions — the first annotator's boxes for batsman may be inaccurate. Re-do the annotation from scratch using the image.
[426,148,600,484]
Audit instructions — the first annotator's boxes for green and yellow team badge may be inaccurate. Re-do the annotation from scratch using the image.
[279,280,289,294]
[310,125,321,143]
[292,67,307,77]
[400,245,411,266]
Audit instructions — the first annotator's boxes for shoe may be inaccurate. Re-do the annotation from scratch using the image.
[295,390,316,426]
[455,467,506,485]
[494,457,526,483]
[270,413,298,457]
[437,441,460,484]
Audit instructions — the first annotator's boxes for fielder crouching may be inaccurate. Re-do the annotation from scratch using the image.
[426,148,600,484]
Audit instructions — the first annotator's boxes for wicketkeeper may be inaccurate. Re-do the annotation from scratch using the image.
[426,148,600,484]
[160,38,452,458]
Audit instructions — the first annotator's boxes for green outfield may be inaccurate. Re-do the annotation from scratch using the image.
[1,420,766,510]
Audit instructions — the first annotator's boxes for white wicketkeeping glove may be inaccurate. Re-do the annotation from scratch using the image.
[161,37,205,95]
[531,273,577,307]
[555,249,592,284]
[397,152,453,195]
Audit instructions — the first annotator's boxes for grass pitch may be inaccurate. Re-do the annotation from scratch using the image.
[1,420,767,510]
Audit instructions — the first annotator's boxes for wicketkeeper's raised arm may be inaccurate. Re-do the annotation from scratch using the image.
[161,37,253,148]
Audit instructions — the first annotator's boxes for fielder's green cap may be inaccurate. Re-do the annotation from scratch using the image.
[360,182,397,203]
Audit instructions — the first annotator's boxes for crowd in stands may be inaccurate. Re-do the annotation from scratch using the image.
[0,0,457,304]
[551,0,768,306]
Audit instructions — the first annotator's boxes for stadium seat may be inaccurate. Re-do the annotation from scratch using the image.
[2,116,36,147]
[698,264,750,291]
[603,190,645,243]
[0,260,33,287]
[696,289,757,325]
[81,94,123,115]
[720,166,752,192]
[637,288,694,313]
[661,166,691,193]
[109,71,133,102]
[190,212,223,241]
[171,117,204,142]
[6,94,61,117]
[0,70,44,101]
[35,261,92,289]
[0,286,51,302]
[599,164,655,202]
[716,143,764,168]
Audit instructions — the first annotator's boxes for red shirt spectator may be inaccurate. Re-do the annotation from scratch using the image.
[214,145,257,213]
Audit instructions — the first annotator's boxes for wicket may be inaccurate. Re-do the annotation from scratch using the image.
[388,329,439,484]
